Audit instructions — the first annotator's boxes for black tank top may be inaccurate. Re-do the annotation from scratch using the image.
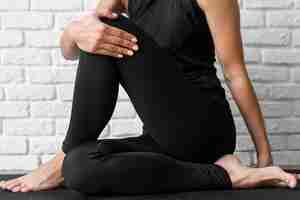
[128,0,225,94]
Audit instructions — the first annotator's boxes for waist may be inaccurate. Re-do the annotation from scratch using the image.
[182,64,222,85]
[182,68,227,101]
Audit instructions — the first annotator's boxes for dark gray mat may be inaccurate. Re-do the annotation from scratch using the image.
[1,174,300,200]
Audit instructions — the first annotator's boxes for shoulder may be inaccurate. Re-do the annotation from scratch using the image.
[195,0,206,12]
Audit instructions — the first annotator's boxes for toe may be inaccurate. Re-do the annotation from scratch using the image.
[275,180,290,188]
[274,169,296,188]
[20,182,34,193]
[11,185,22,192]
[4,178,20,188]
[20,187,28,192]
[6,183,22,191]
[18,183,27,192]
[293,174,299,186]
[268,179,288,188]
[0,180,6,188]
[5,180,21,190]
[20,185,32,192]
[286,173,297,188]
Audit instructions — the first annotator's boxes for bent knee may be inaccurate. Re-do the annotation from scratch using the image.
[99,14,142,39]
[62,148,85,190]
[62,144,109,194]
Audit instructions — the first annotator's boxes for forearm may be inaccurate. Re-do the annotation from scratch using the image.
[60,0,128,61]
[59,22,80,60]
[225,66,271,155]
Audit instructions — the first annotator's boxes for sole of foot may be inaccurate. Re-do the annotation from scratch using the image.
[214,154,299,189]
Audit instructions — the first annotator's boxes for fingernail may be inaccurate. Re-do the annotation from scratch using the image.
[132,38,138,42]
[118,54,123,58]
[112,13,118,17]
[127,50,134,56]
[133,45,139,51]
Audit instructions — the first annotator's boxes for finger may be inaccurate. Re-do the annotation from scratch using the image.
[104,25,137,43]
[104,12,118,19]
[102,35,139,51]
[96,9,118,19]
[100,43,134,56]
[94,49,124,58]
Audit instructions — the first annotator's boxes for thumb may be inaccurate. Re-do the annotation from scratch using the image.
[96,9,118,19]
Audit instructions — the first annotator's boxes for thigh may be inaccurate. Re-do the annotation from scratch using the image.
[99,15,235,162]
[87,133,166,159]
[62,140,169,194]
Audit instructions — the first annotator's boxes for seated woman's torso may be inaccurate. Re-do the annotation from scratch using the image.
[127,0,225,94]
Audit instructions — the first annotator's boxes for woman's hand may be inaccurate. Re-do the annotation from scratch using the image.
[70,11,139,58]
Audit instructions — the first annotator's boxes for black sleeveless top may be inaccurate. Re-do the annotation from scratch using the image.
[128,0,225,94]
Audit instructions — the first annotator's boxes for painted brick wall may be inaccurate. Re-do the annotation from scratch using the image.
[0,0,299,172]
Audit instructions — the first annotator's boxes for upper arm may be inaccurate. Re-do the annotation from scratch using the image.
[196,0,247,80]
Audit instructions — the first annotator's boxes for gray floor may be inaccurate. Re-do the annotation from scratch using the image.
[1,174,300,200]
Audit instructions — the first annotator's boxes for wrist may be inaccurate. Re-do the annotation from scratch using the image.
[61,22,80,60]
[65,21,80,44]
[71,9,97,23]
[256,138,272,154]
[257,148,272,157]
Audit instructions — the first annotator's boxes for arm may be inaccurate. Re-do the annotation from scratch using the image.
[196,0,273,167]
[59,22,80,60]
[59,0,138,60]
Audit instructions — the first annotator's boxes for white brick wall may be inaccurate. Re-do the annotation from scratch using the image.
[0,0,299,172]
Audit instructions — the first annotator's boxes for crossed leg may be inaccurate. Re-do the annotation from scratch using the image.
[61,15,237,194]
[1,14,298,194]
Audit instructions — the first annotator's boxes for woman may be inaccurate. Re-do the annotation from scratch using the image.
[1,0,299,194]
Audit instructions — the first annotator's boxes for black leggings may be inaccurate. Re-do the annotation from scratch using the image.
[61,14,236,195]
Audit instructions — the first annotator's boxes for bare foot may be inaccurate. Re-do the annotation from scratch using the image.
[214,154,300,189]
[0,150,65,192]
